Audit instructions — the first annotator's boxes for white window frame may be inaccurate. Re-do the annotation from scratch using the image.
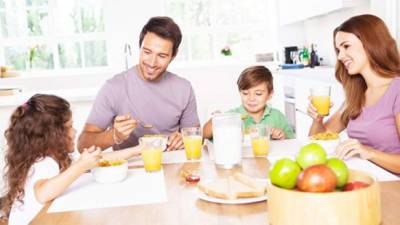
[165,0,279,67]
[0,0,110,75]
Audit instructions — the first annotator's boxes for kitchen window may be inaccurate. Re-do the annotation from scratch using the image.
[0,0,107,72]
[165,0,278,62]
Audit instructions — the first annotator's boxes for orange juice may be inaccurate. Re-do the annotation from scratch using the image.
[142,147,162,172]
[183,135,202,160]
[312,95,330,116]
[251,137,269,156]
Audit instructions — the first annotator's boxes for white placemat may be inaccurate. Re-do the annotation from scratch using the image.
[128,148,209,167]
[206,139,400,181]
[48,168,167,213]
[345,158,400,182]
[206,139,303,159]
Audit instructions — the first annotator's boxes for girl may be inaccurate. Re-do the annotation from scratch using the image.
[308,14,400,173]
[1,94,140,224]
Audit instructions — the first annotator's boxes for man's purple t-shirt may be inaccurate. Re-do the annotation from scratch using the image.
[347,77,400,153]
[86,67,200,149]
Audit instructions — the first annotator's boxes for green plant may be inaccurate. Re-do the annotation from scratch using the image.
[28,45,39,69]
[220,45,232,56]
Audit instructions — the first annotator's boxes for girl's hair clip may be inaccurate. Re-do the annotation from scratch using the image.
[22,101,30,109]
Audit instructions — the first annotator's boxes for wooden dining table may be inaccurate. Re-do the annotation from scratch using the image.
[28,153,400,225]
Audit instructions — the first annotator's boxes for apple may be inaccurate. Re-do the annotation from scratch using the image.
[269,158,301,189]
[297,164,337,192]
[343,181,369,191]
[296,143,327,169]
[326,158,349,188]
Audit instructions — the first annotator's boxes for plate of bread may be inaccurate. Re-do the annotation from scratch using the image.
[197,172,268,204]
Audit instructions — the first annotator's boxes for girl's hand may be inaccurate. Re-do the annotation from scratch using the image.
[77,146,102,171]
[335,139,372,160]
[271,128,285,140]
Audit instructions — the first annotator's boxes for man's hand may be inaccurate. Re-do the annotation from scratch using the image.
[113,114,138,143]
[167,131,184,151]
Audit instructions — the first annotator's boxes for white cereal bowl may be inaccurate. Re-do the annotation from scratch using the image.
[308,139,340,155]
[91,160,128,184]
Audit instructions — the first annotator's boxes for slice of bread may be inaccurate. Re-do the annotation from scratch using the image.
[198,178,234,199]
[233,172,267,194]
[197,173,267,200]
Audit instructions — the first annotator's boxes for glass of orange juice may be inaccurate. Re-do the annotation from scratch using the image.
[139,137,163,172]
[310,86,331,116]
[182,127,203,160]
[249,124,270,157]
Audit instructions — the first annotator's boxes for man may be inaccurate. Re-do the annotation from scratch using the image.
[77,16,200,152]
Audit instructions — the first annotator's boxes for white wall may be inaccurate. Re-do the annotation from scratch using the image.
[303,4,371,66]
[277,0,371,66]
[104,0,165,71]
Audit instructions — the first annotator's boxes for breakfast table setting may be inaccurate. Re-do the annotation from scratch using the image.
[28,137,400,225]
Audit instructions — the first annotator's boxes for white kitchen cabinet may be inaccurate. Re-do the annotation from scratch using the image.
[270,72,285,114]
[278,0,366,25]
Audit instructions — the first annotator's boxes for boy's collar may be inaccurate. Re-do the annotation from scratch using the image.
[239,105,272,119]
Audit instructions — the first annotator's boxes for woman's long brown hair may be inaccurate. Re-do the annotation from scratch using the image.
[333,14,400,125]
[2,94,72,217]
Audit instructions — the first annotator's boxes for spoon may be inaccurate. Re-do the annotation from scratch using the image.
[139,121,153,128]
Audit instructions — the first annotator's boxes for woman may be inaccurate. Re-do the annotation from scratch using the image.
[308,14,400,173]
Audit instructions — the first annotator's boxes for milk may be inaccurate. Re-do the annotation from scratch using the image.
[212,113,242,168]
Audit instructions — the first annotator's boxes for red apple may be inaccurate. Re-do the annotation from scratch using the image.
[297,164,337,192]
[343,181,369,191]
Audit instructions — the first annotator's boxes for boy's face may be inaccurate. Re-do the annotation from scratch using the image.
[239,82,273,114]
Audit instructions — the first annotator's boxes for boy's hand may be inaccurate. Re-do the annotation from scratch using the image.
[77,146,102,171]
[271,128,285,140]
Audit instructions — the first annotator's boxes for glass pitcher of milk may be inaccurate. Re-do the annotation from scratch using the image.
[212,113,242,169]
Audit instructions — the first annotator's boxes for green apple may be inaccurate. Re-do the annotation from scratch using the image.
[326,158,349,188]
[269,158,301,189]
[296,143,327,169]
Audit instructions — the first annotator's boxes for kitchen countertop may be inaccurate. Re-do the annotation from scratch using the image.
[0,88,100,107]
[277,66,338,84]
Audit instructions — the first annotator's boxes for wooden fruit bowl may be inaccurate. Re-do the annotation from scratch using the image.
[267,169,381,225]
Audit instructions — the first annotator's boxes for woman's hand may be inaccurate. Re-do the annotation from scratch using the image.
[307,97,333,122]
[335,139,373,160]
[307,101,324,122]
[271,128,285,140]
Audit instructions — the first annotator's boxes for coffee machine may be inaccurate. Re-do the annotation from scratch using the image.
[284,46,298,64]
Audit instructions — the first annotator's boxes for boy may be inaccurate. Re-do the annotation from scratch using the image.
[203,65,294,140]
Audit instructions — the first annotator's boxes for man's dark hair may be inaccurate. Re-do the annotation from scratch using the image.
[139,16,182,57]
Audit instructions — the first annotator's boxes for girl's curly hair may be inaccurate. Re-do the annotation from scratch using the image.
[1,94,73,218]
